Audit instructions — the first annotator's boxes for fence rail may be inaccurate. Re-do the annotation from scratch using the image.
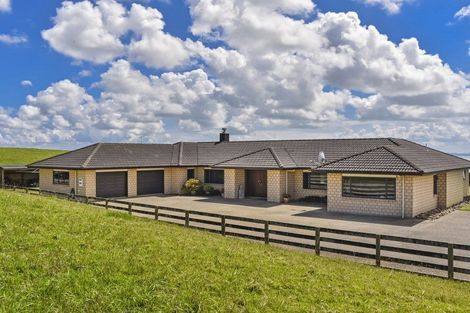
[3,185,470,281]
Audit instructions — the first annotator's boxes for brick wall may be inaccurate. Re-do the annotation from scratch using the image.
[128,169,137,197]
[291,170,327,200]
[446,170,465,207]
[163,167,187,194]
[224,169,245,199]
[39,169,76,195]
[327,173,410,217]
[412,174,438,216]
[76,170,96,197]
[267,170,286,203]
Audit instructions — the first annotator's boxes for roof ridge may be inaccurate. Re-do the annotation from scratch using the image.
[82,143,102,168]
[179,142,184,166]
[381,146,423,174]
[28,143,99,167]
[212,147,274,166]
[267,147,283,168]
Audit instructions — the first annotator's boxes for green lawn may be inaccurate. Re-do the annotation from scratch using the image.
[0,147,66,165]
[0,191,469,312]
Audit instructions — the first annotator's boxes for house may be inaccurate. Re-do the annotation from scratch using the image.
[30,130,470,218]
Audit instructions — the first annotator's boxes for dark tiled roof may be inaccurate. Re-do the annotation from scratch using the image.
[29,138,470,174]
[316,147,420,174]
[214,148,282,169]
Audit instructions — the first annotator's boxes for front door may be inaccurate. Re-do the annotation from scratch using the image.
[246,170,267,198]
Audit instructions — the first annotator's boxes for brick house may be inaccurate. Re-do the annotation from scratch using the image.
[30,131,470,218]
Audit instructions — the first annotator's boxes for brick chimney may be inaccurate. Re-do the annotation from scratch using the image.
[219,128,230,143]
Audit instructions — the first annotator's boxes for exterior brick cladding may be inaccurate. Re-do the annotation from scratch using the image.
[411,174,438,216]
[267,170,286,203]
[327,173,411,217]
[164,167,187,195]
[128,169,137,197]
[446,170,466,207]
[39,168,97,197]
[224,169,245,199]
[291,170,327,200]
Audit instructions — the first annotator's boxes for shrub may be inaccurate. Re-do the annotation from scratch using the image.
[184,179,203,193]
[203,184,215,195]
[180,185,190,195]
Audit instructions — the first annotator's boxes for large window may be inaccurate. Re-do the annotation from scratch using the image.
[53,171,70,185]
[204,169,224,184]
[342,176,396,200]
[303,172,327,190]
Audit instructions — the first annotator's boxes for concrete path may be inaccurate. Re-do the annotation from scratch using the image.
[125,195,470,245]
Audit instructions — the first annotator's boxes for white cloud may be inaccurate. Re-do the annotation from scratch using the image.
[78,70,92,77]
[21,80,32,87]
[455,5,470,20]
[0,0,10,12]
[42,0,192,68]
[0,34,27,44]
[1,0,470,152]
[356,0,411,14]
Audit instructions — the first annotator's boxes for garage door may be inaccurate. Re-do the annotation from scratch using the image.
[96,172,128,198]
[137,170,164,195]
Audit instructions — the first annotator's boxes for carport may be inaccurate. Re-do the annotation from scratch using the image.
[0,165,39,187]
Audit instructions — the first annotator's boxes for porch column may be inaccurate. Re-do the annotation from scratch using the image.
[267,170,286,203]
[224,169,245,199]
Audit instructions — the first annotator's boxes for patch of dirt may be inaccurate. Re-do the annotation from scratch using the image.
[415,200,470,220]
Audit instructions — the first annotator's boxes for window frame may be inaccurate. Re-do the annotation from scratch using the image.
[433,175,438,195]
[53,170,70,186]
[204,169,224,184]
[187,168,195,180]
[342,176,396,200]
[303,172,327,190]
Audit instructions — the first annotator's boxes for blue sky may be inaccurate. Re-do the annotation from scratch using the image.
[0,0,470,152]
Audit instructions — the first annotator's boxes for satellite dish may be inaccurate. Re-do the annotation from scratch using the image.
[318,151,326,164]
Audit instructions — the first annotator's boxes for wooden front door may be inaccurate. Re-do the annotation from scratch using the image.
[246,170,267,198]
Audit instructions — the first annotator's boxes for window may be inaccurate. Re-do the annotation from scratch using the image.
[204,169,224,184]
[303,172,327,190]
[187,169,195,180]
[342,176,396,200]
[53,171,70,185]
[433,175,438,195]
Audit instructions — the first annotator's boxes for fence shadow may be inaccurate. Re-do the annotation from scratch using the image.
[294,209,425,227]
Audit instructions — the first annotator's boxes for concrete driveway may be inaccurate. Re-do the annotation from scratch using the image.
[125,195,470,245]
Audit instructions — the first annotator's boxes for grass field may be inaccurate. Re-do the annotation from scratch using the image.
[0,147,66,164]
[0,191,469,312]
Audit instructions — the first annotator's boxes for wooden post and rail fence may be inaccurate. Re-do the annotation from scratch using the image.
[2,185,470,281]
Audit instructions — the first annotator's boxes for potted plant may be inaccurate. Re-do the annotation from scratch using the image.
[282,193,290,203]
[184,178,202,196]
[203,184,215,195]
[221,188,225,198]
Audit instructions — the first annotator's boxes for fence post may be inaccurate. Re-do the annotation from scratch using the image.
[85,197,89,204]
[154,207,159,220]
[315,228,321,256]
[264,221,270,245]
[448,243,454,279]
[105,200,109,210]
[185,211,190,227]
[221,216,226,236]
[375,234,381,267]
[128,203,132,215]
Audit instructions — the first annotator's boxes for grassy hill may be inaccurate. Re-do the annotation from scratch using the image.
[0,190,469,312]
[0,147,66,164]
